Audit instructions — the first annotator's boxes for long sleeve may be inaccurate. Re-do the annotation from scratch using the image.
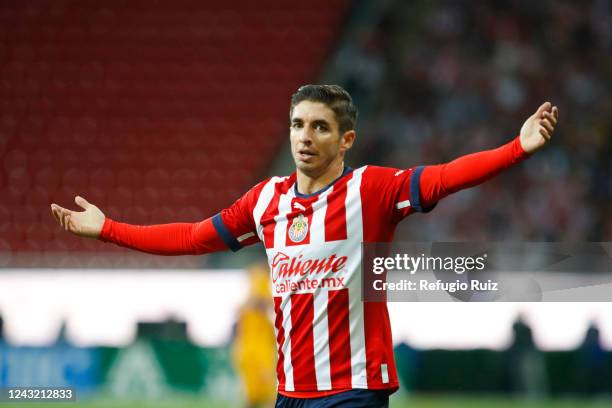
[98,217,227,255]
[419,136,529,208]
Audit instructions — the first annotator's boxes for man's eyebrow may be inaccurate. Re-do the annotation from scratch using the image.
[290,118,331,127]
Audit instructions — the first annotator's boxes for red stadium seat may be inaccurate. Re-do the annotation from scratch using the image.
[12,204,39,225]
[0,204,10,226]
[62,168,87,189]
[3,149,28,172]
[123,205,149,224]
[134,187,162,208]
[116,168,144,189]
[108,186,134,207]
[144,168,171,189]
[149,206,178,224]
[34,167,61,189]
[25,222,53,246]
[31,185,51,207]
[7,167,32,193]
[89,167,116,189]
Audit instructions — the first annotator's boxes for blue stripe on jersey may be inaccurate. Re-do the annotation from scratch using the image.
[212,213,241,252]
[409,165,436,213]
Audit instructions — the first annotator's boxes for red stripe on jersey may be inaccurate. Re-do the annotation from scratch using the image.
[360,167,399,389]
[262,192,281,249]
[274,296,287,389]
[324,174,351,242]
[327,288,352,388]
[363,300,398,388]
[290,293,317,391]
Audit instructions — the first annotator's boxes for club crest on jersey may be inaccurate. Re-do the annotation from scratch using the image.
[288,214,308,243]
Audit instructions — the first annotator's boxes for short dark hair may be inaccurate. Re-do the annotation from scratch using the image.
[290,85,358,133]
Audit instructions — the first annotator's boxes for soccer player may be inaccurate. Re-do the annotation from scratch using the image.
[232,262,277,408]
[51,85,559,407]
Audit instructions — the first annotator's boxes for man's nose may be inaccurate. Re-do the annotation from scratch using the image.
[298,127,313,143]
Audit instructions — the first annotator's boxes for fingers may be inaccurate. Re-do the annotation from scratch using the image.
[61,210,71,231]
[67,215,77,233]
[539,106,558,140]
[534,101,552,118]
[50,204,61,224]
[540,115,554,133]
[51,204,64,224]
[75,196,91,210]
[543,109,558,126]
[539,127,552,141]
[50,203,74,230]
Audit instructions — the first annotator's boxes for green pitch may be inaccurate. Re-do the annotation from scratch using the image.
[394,395,612,408]
[7,395,612,408]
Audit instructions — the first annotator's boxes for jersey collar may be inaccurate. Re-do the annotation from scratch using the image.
[293,166,353,199]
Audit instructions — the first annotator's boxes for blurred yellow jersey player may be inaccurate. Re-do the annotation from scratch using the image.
[232,262,277,408]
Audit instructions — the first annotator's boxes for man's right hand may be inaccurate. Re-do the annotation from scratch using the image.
[50,196,105,239]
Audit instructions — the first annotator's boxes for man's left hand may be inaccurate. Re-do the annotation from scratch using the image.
[519,102,559,154]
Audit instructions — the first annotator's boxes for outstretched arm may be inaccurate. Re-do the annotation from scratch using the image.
[97,217,226,255]
[419,102,559,208]
[50,197,226,255]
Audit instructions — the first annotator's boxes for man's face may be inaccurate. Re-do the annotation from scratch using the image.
[290,100,354,178]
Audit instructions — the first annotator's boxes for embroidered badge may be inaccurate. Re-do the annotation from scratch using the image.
[288,214,309,243]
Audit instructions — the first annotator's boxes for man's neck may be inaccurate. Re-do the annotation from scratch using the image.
[296,162,345,196]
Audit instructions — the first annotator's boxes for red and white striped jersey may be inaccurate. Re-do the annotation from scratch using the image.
[213,165,431,396]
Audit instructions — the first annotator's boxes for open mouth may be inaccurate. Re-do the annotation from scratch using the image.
[297,149,317,160]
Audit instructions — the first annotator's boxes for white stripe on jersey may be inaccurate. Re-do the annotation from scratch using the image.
[273,184,296,248]
[309,187,332,245]
[281,296,295,391]
[345,166,368,387]
[381,363,389,383]
[253,177,287,242]
[396,199,411,210]
[237,231,255,242]
[312,289,331,390]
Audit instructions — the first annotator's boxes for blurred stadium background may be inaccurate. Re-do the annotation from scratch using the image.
[0,0,611,407]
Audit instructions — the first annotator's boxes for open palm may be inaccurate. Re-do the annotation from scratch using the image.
[50,196,105,238]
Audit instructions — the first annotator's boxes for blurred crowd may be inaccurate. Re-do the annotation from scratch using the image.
[334,0,611,241]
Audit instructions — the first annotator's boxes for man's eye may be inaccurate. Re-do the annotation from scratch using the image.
[315,125,328,132]
[291,123,302,129]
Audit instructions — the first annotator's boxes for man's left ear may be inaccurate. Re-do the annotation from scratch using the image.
[340,130,356,152]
